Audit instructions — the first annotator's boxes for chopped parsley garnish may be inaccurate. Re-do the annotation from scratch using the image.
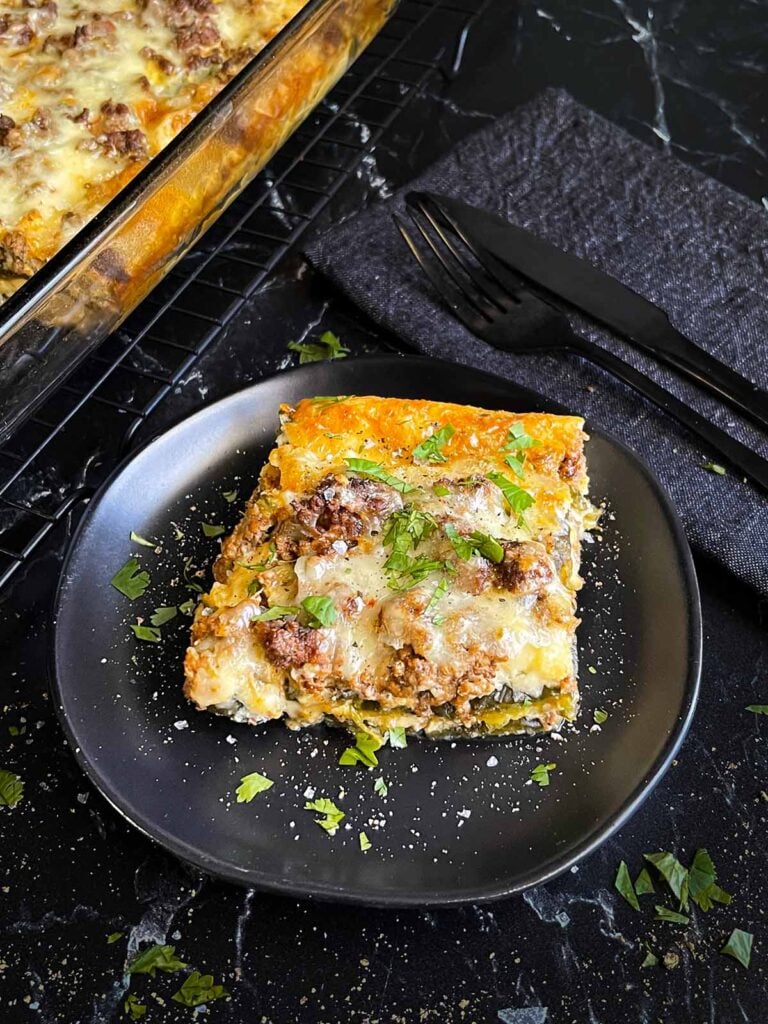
[179,598,196,616]
[237,543,278,573]
[721,928,753,968]
[301,595,337,628]
[150,606,177,627]
[127,944,188,976]
[107,932,124,944]
[703,462,726,476]
[444,524,503,563]
[0,770,24,808]
[129,531,155,548]
[201,523,225,538]
[305,797,345,835]
[310,395,348,406]
[222,489,238,503]
[593,708,608,725]
[501,423,540,477]
[486,471,535,524]
[373,777,388,797]
[345,458,416,494]
[111,557,150,600]
[182,556,203,593]
[124,994,147,1020]
[8,725,25,737]
[359,832,372,852]
[130,623,161,643]
[388,556,451,592]
[412,424,455,464]
[387,726,407,749]
[746,705,768,714]
[614,860,640,911]
[641,949,658,968]
[339,732,383,768]
[235,772,274,802]
[256,605,299,622]
[634,868,655,895]
[530,762,555,787]
[654,905,690,925]
[433,483,451,496]
[644,851,690,909]
[171,971,230,1007]
[288,330,349,364]
[425,578,449,618]
[687,848,731,910]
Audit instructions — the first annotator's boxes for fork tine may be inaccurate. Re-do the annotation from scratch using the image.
[394,214,489,333]
[412,192,534,304]
[408,194,518,314]
[404,205,499,322]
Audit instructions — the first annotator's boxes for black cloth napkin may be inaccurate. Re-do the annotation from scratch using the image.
[306,88,768,594]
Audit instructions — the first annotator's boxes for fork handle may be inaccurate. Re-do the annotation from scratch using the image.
[570,338,768,492]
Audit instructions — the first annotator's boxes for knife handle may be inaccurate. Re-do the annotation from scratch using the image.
[659,334,768,433]
[571,338,768,493]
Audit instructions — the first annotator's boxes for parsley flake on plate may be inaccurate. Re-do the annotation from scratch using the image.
[641,949,658,968]
[359,832,372,852]
[634,867,655,895]
[746,704,768,715]
[433,482,451,496]
[412,424,455,464]
[654,905,690,925]
[126,944,188,976]
[172,970,230,1007]
[687,848,731,910]
[124,994,146,1020]
[373,777,388,797]
[593,708,608,725]
[702,462,726,476]
[387,726,407,749]
[644,851,689,909]
[339,732,383,768]
[130,623,161,643]
[222,489,238,503]
[301,595,337,628]
[305,797,345,835]
[345,458,416,495]
[150,606,177,627]
[0,770,24,808]
[614,860,640,911]
[107,932,124,944]
[111,557,150,600]
[129,531,155,548]
[530,762,556,787]
[179,598,196,617]
[201,522,225,538]
[721,928,753,968]
[486,471,535,523]
[287,330,349,365]
[235,772,273,802]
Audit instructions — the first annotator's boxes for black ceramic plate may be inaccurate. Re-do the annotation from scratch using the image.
[52,356,701,906]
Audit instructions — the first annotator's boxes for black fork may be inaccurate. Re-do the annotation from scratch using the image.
[396,192,768,493]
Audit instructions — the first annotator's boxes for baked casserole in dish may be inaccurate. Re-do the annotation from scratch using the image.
[184,396,600,739]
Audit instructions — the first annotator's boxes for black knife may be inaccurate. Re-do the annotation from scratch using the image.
[415,191,768,432]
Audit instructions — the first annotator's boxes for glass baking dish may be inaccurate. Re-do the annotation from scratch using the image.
[0,0,397,446]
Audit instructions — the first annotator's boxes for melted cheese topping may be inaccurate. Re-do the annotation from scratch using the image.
[184,396,598,739]
[0,0,306,294]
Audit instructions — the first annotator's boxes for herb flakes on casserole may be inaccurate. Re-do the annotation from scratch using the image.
[183,395,600,739]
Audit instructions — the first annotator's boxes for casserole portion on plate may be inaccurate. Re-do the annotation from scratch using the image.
[184,396,599,738]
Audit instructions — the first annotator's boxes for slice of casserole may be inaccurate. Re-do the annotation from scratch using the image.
[184,396,599,738]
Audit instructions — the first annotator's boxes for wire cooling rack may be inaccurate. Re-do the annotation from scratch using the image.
[0,0,488,593]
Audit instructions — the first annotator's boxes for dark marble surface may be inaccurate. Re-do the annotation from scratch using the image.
[1,1,767,1021]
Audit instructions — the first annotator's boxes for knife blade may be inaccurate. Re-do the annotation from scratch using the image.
[413,190,768,432]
